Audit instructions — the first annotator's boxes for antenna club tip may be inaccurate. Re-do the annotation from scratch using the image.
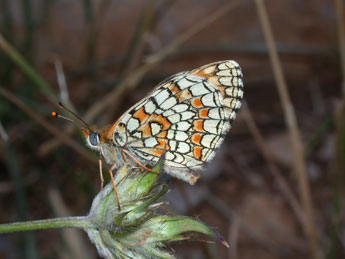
[55,102,90,129]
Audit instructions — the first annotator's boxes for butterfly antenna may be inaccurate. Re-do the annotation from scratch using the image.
[52,102,90,130]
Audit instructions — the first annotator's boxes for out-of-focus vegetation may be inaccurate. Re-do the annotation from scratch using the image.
[0,0,344,258]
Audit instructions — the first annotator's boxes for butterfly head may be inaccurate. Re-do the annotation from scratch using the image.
[81,128,98,149]
[53,102,107,152]
[81,127,106,152]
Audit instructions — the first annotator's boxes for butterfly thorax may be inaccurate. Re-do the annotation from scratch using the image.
[99,142,123,166]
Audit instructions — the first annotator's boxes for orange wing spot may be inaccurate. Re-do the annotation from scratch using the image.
[157,131,167,138]
[193,146,202,160]
[133,106,149,124]
[199,108,209,118]
[193,120,204,132]
[141,123,152,138]
[177,89,192,101]
[191,133,202,145]
[156,138,169,149]
[151,149,164,157]
[208,76,219,87]
[194,66,216,77]
[192,98,203,108]
[138,114,171,138]
[152,114,172,130]
[195,71,206,77]
[170,84,180,94]
[218,85,226,96]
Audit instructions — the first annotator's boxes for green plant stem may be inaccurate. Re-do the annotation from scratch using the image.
[0,216,93,234]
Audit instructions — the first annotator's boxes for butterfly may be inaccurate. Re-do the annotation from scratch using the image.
[54,60,243,209]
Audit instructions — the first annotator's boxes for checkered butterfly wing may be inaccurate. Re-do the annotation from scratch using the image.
[111,60,243,184]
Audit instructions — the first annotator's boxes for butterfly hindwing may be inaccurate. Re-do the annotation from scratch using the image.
[110,60,243,183]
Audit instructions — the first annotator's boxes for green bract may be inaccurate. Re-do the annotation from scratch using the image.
[86,159,226,259]
[0,158,227,259]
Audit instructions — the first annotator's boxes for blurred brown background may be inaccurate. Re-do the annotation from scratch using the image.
[0,0,344,258]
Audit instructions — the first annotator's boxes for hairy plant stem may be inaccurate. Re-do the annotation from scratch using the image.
[0,216,93,233]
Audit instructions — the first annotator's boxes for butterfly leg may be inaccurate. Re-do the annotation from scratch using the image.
[108,163,121,210]
[121,149,160,174]
[98,157,105,190]
[120,149,129,163]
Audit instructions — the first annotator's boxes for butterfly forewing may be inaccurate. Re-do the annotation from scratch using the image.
[111,60,243,184]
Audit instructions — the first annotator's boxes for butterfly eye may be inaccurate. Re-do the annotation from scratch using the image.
[89,132,100,146]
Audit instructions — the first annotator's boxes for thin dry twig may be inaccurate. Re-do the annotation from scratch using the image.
[254,1,320,258]
[54,58,75,111]
[242,102,307,227]
[228,217,240,259]
[38,0,248,156]
[0,121,9,142]
[0,86,97,164]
